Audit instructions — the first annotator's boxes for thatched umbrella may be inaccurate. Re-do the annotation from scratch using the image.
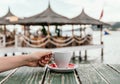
[18,3,71,35]
[71,9,105,25]
[71,9,110,58]
[71,9,110,38]
[0,7,23,38]
[0,7,20,25]
[18,4,71,25]
[0,8,16,36]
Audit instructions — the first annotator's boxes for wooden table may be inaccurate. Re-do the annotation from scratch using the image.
[0,64,120,84]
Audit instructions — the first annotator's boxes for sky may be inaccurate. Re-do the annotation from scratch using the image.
[0,0,120,22]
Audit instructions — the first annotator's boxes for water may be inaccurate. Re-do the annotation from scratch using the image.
[103,31,120,64]
[72,31,120,64]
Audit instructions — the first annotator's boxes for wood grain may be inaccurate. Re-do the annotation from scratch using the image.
[77,64,107,84]
[2,67,45,84]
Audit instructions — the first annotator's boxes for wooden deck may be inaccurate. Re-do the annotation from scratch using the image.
[0,64,120,84]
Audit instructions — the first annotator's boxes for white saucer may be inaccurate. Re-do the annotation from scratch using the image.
[47,63,78,72]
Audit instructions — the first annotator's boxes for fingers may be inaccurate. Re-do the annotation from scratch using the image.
[38,53,53,67]
[38,60,49,67]
[38,61,45,67]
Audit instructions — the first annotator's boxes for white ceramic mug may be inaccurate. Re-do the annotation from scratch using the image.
[54,51,73,68]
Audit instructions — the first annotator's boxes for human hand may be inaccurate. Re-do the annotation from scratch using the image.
[26,51,52,67]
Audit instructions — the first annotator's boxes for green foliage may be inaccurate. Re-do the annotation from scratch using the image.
[55,25,61,37]
[41,26,47,36]
[0,28,3,33]
[111,22,120,30]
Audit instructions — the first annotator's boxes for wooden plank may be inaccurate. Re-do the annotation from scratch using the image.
[76,64,107,84]
[3,66,45,84]
[0,68,18,82]
[41,67,49,84]
[92,64,120,84]
[0,68,18,84]
[107,64,120,73]
[44,70,78,84]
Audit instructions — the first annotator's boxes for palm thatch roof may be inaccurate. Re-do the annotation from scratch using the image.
[18,4,71,25]
[0,7,20,25]
[71,9,108,25]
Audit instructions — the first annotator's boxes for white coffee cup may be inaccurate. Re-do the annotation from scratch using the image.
[54,51,73,68]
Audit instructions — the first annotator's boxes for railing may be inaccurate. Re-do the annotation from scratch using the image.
[14,35,93,48]
[0,34,93,48]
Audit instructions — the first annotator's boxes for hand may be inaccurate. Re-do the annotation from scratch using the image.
[26,51,52,67]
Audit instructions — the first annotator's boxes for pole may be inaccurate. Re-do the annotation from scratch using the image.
[3,35,6,47]
[79,25,82,37]
[72,24,74,37]
[4,25,6,47]
[47,24,50,36]
[14,25,16,47]
[84,50,87,61]
[100,25,104,61]
[72,24,75,46]
[24,25,26,35]
[15,35,18,48]
[100,25,103,44]
[79,51,82,61]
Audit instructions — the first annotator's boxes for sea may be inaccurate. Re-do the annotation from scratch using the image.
[61,30,120,64]
[72,31,120,64]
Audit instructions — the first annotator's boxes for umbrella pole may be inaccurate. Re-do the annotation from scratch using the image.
[4,25,6,47]
[23,25,26,47]
[47,24,50,37]
[72,24,74,37]
[84,25,86,36]
[79,25,82,61]
[60,26,62,36]
[13,25,16,35]
[72,24,75,46]
[100,25,103,44]
[4,25,6,36]
[28,26,30,38]
[24,25,26,35]
[79,25,82,37]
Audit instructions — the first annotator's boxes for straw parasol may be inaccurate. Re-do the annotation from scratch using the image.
[71,9,107,25]
[0,7,20,25]
[18,3,71,25]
